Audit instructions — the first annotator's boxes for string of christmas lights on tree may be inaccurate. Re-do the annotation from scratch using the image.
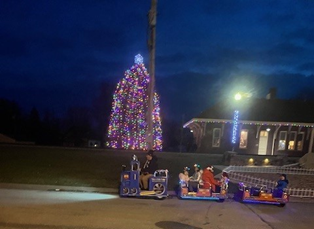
[106,54,162,151]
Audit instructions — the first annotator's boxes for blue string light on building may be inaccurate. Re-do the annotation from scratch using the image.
[232,110,239,144]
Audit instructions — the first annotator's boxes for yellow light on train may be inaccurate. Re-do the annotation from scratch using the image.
[123,174,129,180]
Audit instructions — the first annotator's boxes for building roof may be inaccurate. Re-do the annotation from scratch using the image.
[190,98,314,125]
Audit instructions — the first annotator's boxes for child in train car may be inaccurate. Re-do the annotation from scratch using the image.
[179,167,190,187]
[273,174,289,198]
[188,164,202,192]
[276,174,289,190]
[220,172,229,191]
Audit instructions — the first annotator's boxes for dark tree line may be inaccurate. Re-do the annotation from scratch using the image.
[0,99,95,146]
[0,82,115,147]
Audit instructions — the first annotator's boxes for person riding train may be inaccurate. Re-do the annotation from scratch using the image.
[201,165,221,192]
[276,174,289,190]
[179,166,190,187]
[273,173,289,198]
[220,172,229,191]
[188,164,202,192]
[140,150,158,190]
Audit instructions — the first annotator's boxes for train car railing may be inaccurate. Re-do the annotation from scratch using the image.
[228,172,314,198]
[228,172,276,189]
[224,165,314,175]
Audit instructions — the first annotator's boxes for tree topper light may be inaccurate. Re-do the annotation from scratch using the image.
[134,54,143,64]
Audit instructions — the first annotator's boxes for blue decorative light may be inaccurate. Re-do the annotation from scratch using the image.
[232,110,239,144]
[134,54,143,64]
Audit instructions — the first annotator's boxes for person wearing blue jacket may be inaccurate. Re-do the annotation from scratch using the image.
[276,174,289,190]
[273,174,289,198]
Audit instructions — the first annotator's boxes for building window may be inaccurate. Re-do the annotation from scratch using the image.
[239,129,248,149]
[278,131,287,150]
[260,131,268,137]
[212,128,221,147]
[297,132,304,151]
[288,131,297,150]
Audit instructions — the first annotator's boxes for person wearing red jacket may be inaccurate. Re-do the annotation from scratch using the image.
[201,165,221,192]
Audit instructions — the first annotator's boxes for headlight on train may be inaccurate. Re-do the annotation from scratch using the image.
[123,174,129,180]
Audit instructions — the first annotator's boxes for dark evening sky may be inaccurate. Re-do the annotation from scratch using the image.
[1,0,314,121]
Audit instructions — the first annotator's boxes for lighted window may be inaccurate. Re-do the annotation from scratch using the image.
[288,131,297,150]
[297,132,304,151]
[278,131,287,150]
[239,129,248,149]
[260,131,268,137]
[212,128,221,147]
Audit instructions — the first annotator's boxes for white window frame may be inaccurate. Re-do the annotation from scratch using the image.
[288,131,297,150]
[212,128,221,148]
[239,129,248,149]
[278,131,287,150]
[297,132,305,151]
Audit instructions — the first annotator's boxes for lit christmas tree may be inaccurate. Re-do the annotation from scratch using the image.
[106,54,162,151]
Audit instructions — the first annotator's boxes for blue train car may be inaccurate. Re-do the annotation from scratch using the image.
[234,183,289,207]
[178,174,228,202]
[120,155,168,199]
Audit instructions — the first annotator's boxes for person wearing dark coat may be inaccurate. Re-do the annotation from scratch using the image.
[273,174,289,198]
[140,150,158,190]
[276,174,289,190]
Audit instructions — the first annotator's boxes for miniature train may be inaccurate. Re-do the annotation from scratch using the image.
[119,155,289,206]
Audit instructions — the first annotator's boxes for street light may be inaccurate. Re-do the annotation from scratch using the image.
[234,93,242,101]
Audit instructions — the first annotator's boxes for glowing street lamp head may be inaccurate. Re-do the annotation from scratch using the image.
[234,93,242,100]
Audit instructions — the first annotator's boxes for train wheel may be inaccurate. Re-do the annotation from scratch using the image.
[130,188,137,195]
[153,183,165,195]
[122,188,129,194]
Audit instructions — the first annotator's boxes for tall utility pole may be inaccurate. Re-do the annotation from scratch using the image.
[147,0,157,150]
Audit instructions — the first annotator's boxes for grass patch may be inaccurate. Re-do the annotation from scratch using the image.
[0,144,224,189]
